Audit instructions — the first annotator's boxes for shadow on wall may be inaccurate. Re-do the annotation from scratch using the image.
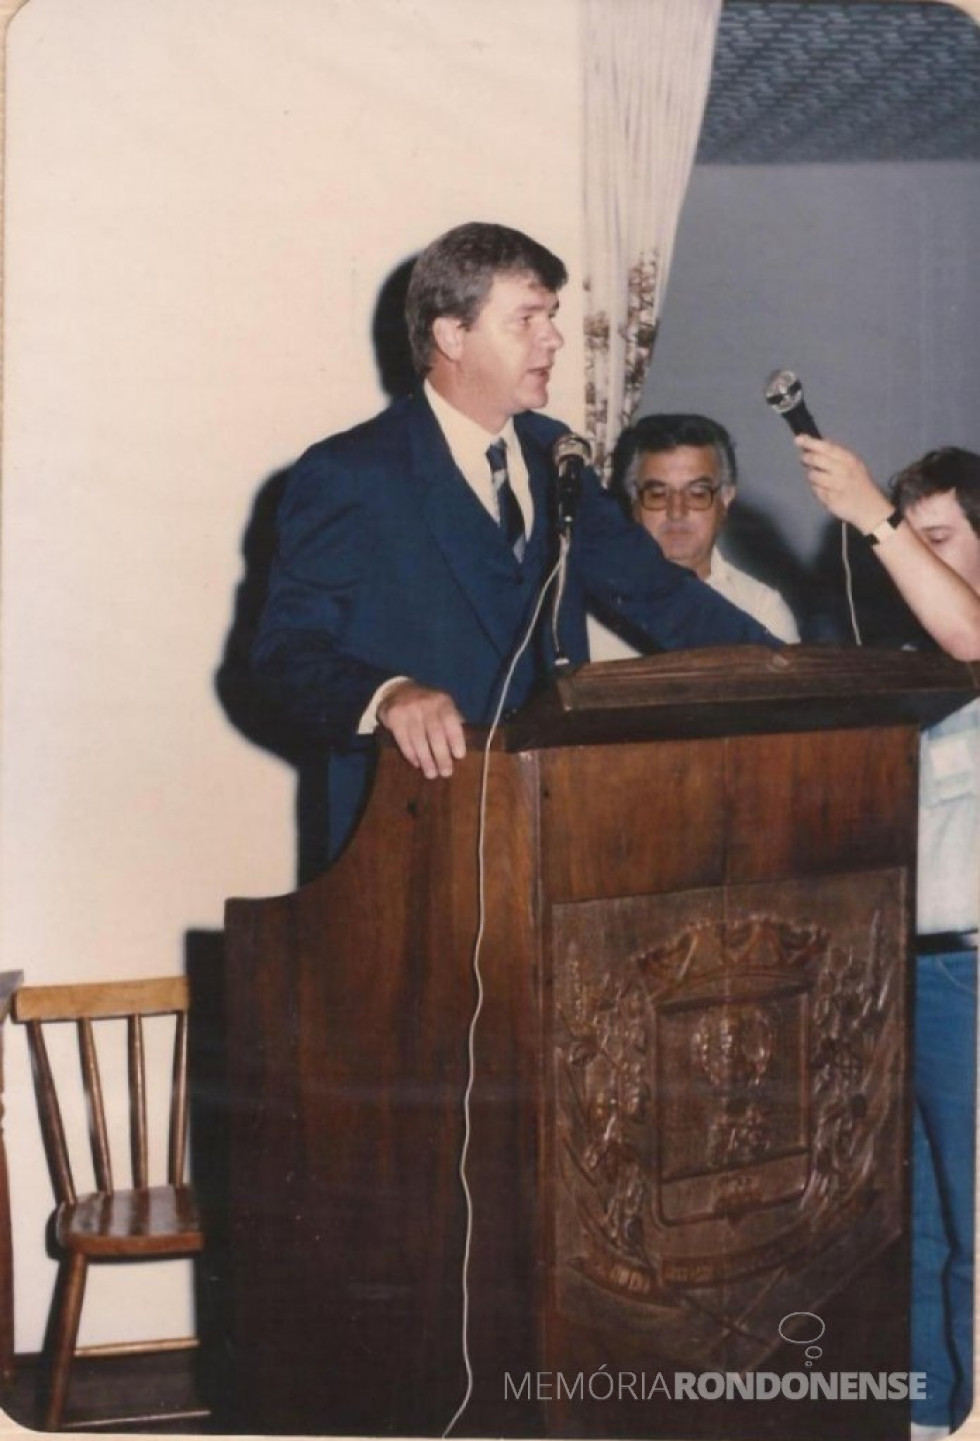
[715,497,813,636]
[214,256,419,885]
[185,928,235,1430]
[802,513,929,649]
[371,257,418,402]
[721,499,922,647]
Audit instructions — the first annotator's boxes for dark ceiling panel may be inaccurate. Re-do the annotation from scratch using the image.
[697,1,980,163]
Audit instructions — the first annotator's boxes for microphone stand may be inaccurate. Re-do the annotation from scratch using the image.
[551,462,582,669]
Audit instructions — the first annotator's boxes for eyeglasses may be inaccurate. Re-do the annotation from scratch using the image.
[636,480,723,513]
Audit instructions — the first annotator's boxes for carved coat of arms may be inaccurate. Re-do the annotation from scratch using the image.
[552,871,905,1370]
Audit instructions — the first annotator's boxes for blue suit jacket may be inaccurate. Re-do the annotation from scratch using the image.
[253,392,776,857]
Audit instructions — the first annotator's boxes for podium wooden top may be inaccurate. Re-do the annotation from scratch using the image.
[500,644,980,750]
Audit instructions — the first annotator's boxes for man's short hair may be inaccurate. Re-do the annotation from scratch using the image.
[405,221,568,377]
[890,447,980,537]
[611,413,738,514]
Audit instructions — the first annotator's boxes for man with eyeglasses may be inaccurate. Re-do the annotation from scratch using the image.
[589,413,799,658]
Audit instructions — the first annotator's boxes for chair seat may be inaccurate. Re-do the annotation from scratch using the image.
[56,1185,203,1258]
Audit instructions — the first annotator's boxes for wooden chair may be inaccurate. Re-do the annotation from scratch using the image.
[13,976,205,1430]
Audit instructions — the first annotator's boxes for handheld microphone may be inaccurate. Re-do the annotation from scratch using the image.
[764,369,822,439]
[553,432,591,537]
[765,369,864,646]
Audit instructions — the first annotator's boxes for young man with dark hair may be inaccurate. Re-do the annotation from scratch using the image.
[798,437,980,659]
[799,434,980,1440]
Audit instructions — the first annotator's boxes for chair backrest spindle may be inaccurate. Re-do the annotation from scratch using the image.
[128,1014,149,1189]
[78,1017,112,1193]
[25,1019,76,1207]
[169,1010,189,1187]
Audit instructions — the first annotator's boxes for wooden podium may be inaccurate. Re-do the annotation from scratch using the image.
[222,646,978,1440]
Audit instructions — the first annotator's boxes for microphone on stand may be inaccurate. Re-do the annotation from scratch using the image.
[550,432,592,666]
[764,369,822,439]
[553,432,591,537]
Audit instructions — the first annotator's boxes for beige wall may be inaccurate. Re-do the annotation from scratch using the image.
[0,0,583,1353]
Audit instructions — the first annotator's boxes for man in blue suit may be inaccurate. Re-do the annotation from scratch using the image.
[253,222,777,861]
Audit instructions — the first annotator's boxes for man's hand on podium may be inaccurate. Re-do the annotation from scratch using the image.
[377,679,467,779]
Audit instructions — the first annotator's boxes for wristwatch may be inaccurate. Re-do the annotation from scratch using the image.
[865,510,903,546]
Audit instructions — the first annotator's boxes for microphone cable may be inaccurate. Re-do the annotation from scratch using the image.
[550,532,573,664]
[442,549,564,1439]
[840,522,863,645]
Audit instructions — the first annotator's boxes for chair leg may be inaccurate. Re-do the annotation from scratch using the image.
[43,1252,87,1431]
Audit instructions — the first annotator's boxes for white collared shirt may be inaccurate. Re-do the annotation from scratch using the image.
[918,697,980,935]
[707,551,799,643]
[424,380,534,538]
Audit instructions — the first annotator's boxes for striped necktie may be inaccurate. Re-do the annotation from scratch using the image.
[486,439,526,561]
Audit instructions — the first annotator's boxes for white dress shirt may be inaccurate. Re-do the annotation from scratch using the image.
[423,380,534,538]
[706,552,799,643]
[917,697,980,936]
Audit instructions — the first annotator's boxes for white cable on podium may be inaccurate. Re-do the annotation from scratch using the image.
[841,523,864,646]
[442,546,565,1439]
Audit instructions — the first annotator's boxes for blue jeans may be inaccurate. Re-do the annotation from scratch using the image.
[912,949,977,1429]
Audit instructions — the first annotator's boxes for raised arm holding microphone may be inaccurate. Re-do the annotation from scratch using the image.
[796,434,980,660]
[252,221,779,862]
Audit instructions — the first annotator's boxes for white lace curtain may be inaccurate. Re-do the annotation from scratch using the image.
[582,0,723,479]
